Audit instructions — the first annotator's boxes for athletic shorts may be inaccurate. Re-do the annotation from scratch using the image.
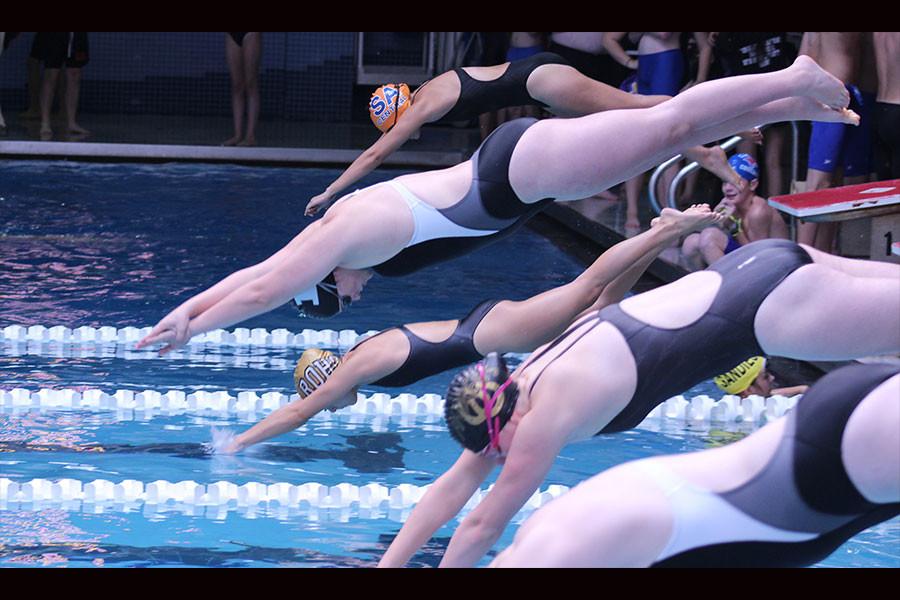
[808,84,871,177]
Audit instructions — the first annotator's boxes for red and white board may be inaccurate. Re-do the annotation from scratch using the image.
[769,180,900,222]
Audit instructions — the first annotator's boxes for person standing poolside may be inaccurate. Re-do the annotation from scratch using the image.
[217,206,720,453]
[491,363,898,567]
[681,153,789,270]
[873,32,900,179]
[137,57,858,357]
[379,238,899,567]
[797,32,869,252]
[34,32,89,141]
[304,49,743,217]
[605,32,713,231]
[222,32,261,147]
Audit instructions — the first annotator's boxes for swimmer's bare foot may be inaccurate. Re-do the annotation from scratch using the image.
[657,204,721,235]
[793,55,849,110]
[39,124,52,141]
[237,137,256,147]
[685,145,743,187]
[221,135,241,146]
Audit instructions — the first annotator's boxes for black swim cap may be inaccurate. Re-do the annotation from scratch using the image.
[291,273,352,319]
[445,353,518,453]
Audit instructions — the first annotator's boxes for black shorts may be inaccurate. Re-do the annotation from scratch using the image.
[31,32,89,69]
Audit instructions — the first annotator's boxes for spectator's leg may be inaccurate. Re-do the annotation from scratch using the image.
[680,232,706,270]
[39,68,60,140]
[698,226,729,265]
[223,35,246,146]
[238,33,261,147]
[21,56,42,119]
[65,67,87,135]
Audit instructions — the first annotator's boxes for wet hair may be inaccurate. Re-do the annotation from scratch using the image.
[444,353,518,452]
[291,272,351,319]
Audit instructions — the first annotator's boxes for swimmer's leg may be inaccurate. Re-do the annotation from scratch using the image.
[514,96,854,203]
[756,264,900,360]
[801,243,900,278]
[479,206,719,354]
[842,374,900,504]
[489,464,673,567]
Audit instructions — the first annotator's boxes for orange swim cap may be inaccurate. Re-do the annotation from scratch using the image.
[369,83,411,133]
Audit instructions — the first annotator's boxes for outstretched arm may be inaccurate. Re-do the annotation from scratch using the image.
[378,451,497,567]
[306,108,428,216]
[438,409,571,567]
[478,206,720,354]
[138,220,345,354]
[223,366,360,454]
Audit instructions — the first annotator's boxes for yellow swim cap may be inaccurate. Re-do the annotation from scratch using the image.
[369,83,411,133]
[293,349,341,398]
[714,356,766,395]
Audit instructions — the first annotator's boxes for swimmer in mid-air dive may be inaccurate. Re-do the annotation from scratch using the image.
[305,51,747,216]
[490,363,900,567]
[218,206,721,454]
[378,239,900,567]
[138,56,858,355]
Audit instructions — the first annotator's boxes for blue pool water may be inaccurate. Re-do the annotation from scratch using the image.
[1,160,897,568]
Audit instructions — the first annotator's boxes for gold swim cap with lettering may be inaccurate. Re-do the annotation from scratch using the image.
[293,349,341,398]
[714,356,766,395]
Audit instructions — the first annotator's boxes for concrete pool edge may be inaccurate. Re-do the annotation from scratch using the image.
[0,140,465,168]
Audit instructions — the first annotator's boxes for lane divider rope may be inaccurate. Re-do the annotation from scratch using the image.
[0,386,801,426]
[0,477,568,520]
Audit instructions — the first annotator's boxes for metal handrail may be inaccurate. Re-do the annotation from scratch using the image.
[665,134,746,210]
[647,122,800,214]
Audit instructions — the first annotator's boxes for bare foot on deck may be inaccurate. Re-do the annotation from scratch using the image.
[237,137,256,147]
[221,135,242,146]
[39,124,52,140]
[793,55,849,110]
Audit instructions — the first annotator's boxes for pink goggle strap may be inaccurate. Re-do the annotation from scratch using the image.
[477,362,513,451]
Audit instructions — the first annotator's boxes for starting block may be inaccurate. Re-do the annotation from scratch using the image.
[769,180,900,263]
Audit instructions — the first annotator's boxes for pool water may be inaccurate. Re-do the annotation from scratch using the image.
[1,160,897,568]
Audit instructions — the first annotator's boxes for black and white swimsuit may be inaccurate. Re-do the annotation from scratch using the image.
[370,118,551,277]
[522,239,814,433]
[650,363,900,567]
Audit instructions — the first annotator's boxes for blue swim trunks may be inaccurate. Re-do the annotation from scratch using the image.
[637,49,684,96]
[808,84,871,177]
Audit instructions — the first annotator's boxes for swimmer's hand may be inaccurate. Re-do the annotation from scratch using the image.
[305,191,335,217]
[209,427,243,455]
[738,128,764,146]
[136,310,192,355]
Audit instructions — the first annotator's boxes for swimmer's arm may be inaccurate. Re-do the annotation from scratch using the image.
[378,451,496,567]
[307,108,428,216]
[603,33,637,70]
[439,413,569,568]
[768,210,790,239]
[771,384,808,396]
[225,367,360,454]
[146,226,347,353]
